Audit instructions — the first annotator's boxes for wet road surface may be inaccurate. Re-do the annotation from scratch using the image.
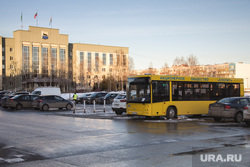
[0,105,250,167]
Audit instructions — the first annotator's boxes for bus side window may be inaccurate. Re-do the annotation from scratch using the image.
[172,82,178,101]
[232,84,240,96]
[172,82,183,101]
[152,81,169,102]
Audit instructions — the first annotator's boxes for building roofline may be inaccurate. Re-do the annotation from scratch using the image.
[69,42,129,49]
[13,26,68,36]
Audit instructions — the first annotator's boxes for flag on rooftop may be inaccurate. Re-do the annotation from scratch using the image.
[34,12,37,19]
[49,17,52,25]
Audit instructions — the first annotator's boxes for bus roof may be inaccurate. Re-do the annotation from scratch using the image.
[128,75,243,83]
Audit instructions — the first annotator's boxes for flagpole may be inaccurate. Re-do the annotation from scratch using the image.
[21,12,23,30]
[49,17,52,28]
[34,11,38,27]
[37,14,38,27]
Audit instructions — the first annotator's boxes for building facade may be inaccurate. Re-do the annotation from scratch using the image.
[70,43,129,92]
[1,26,129,92]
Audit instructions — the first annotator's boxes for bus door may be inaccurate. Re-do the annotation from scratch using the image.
[151,81,170,116]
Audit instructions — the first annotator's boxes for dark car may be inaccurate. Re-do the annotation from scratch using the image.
[86,92,107,104]
[0,91,11,106]
[32,95,73,111]
[76,93,94,104]
[7,94,38,110]
[96,92,121,104]
[208,97,250,123]
[1,92,30,108]
[0,91,11,103]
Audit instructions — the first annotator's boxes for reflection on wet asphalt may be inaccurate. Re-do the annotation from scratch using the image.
[0,106,250,166]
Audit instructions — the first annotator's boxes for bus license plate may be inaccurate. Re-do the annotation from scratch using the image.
[132,112,137,115]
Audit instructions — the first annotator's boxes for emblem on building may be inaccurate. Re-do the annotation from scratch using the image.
[41,31,49,39]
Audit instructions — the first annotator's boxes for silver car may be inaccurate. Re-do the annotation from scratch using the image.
[243,104,250,126]
[32,95,73,111]
[208,97,250,123]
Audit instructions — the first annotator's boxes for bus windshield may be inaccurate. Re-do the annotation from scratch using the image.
[127,77,151,103]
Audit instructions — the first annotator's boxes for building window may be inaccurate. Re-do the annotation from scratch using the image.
[10,56,13,60]
[2,65,5,69]
[103,53,106,66]
[2,56,5,60]
[117,54,120,66]
[32,47,39,77]
[10,48,14,52]
[95,53,99,72]
[42,47,48,77]
[80,52,84,74]
[2,47,5,52]
[22,46,29,73]
[88,52,91,72]
[60,48,65,63]
[123,55,126,66]
[102,68,105,72]
[51,48,57,72]
[80,52,84,63]
[110,54,113,65]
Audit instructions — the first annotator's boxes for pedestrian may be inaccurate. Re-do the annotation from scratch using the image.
[73,92,78,106]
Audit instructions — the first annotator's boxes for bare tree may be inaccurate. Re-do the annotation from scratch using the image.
[187,54,198,67]
[161,62,169,75]
[129,56,135,72]
[114,49,128,91]
[187,54,199,76]
[9,60,21,91]
[173,56,187,66]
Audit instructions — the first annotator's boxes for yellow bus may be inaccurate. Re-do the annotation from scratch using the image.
[126,75,244,119]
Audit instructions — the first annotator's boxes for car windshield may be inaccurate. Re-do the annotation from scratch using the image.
[12,95,21,99]
[218,97,236,104]
[116,94,126,99]
[90,93,99,97]
[127,77,150,103]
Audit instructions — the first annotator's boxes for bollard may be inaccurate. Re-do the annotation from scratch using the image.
[83,100,86,113]
[103,99,106,112]
[73,101,75,114]
[93,99,96,113]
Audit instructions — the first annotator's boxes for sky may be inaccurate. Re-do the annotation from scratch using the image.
[1,0,250,70]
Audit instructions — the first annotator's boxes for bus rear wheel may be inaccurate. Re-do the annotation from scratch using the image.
[166,107,177,119]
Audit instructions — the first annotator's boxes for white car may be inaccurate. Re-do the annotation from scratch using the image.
[112,93,126,115]
[243,104,250,126]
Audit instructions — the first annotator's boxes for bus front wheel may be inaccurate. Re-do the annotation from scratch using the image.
[166,107,177,119]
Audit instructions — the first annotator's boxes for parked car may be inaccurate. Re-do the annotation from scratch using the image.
[97,92,123,104]
[208,97,250,123]
[112,93,126,115]
[76,93,94,104]
[7,94,39,110]
[243,104,250,126]
[1,92,30,108]
[0,91,11,103]
[32,95,73,111]
[87,92,107,104]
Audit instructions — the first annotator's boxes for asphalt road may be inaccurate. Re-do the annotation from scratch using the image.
[0,105,250,167]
